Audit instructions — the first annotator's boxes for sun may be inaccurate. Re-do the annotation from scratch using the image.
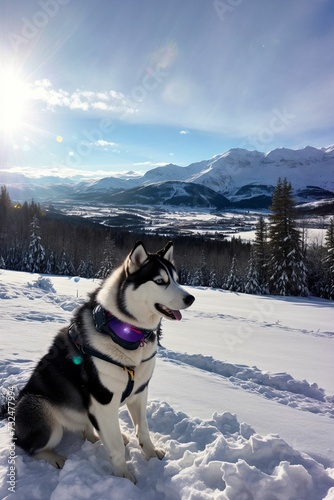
[0,70,30,132]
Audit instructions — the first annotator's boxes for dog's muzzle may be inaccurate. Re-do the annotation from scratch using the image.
[155,293,195,321]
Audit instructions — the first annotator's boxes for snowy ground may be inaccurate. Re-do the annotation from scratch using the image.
[0,270,333,499]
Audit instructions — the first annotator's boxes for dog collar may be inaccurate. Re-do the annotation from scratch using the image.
[93,304,155,351]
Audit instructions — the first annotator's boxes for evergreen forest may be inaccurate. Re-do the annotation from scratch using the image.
[0,181,333,299]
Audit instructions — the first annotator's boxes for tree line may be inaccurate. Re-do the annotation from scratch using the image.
[0,182,333,299]
[221,179,333,299]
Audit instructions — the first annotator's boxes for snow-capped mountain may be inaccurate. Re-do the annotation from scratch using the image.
[133,146,334,200]
[77,181,231,209]
[1,146,334,208]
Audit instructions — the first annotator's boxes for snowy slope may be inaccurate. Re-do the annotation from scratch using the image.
[0,271,334,499]
[97,181,231,208]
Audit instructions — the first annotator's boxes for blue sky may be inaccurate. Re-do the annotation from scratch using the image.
[0,0,333,178]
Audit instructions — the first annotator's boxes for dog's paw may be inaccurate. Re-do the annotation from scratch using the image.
[83,431,100,444]
[113,465,136,483]
[143,446,165,460]
[122,433,130,446]
[34,450,67,469]
[154,447,165,460]
[54,455,67,469]
[122,470,137,484]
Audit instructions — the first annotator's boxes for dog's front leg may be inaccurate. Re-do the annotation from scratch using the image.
[127,388,165,460]
[90,400,136,483]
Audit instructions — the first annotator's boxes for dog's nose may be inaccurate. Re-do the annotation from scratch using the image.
[184,294,195,307]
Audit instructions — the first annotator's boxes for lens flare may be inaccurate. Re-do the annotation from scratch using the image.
[0,70,30,131]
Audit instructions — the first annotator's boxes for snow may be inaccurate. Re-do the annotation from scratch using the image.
[0,270,334,499]
[138,146,334,196]
[3,145,334,202]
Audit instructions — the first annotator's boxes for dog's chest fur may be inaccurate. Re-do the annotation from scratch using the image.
[90,337,157,404]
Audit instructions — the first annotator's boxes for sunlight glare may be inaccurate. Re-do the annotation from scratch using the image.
[0,71,30,132]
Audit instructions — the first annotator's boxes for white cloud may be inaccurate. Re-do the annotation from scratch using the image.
[91,101,109,111]
[132,161,152,166]
[69,92,90,111]
[1,165,140,180]
[133,161,168,167]
[180,130,190,135]
[94,140,118,148]
[31,82,71,109]
[34,79,52,89]
[30,80,137,115]
[96,92,110,101]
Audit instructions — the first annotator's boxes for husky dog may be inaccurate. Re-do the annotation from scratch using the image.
[15,241,195,482]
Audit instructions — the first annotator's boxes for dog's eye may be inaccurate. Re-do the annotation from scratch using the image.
[154,278,165,285]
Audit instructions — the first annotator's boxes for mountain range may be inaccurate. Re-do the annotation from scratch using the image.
[1,146,334,210]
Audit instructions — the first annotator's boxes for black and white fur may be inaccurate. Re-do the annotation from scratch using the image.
[15,241,195,483]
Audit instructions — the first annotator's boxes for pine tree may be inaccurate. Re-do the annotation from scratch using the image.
[244,248,261,294]
[189,250,209,287]
[254,215,269,293]
[7,246,21,270]
[323,219,334,299]
[45,250,56,275]
[95,235,116,279]
[0,185,12,236]
[57,249,70,276]
[191,268,202,287]
[179,265,188,285]
[77,260,86,277]
[0,255,6,269]
[199,249,209,286]
[85,257,94,279]
[225,256,243,292]
[25,215,46,273]
[78,257,94,278]
[186,269,194,285]
[68,259,76,276]
[306,242,326,297]
[209,269,219,288]
[268,178,308,296]
[190,249,209,287]
[22,251,29,272]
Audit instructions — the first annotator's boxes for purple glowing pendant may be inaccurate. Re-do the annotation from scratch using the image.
[107,315,145,343]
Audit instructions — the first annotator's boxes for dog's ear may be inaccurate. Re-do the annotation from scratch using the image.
[158,241,174,264]
[128,241,148,273]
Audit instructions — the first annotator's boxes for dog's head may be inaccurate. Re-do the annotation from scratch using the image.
[125,241,195,323]
[97,240,195,329]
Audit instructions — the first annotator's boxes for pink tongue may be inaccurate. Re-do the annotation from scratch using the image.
[172,310,182,321]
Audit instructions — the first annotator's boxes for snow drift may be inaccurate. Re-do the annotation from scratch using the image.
[0,271,333,499]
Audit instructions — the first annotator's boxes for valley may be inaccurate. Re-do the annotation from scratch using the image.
[48,201,267,239]
[49,201,329,244]
[2,145,333,244]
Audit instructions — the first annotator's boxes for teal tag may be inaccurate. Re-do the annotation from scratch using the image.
[72,355,83,365]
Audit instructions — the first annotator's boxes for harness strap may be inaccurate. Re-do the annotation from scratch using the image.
[68,324,157,401]
[121,368,135,403]
[81,344,135,371]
